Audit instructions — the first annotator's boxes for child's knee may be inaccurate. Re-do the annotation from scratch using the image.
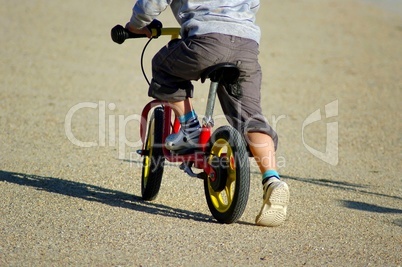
[148,79,194,101]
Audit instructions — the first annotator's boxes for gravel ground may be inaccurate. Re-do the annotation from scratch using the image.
[1,0,401,266]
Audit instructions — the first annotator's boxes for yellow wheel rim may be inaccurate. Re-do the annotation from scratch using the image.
[142,121,155,187]
[207,138,236,213]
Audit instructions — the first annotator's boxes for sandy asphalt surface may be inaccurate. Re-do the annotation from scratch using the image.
[1,0,401,266]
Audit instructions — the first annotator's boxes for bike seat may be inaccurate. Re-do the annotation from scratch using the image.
[201,63,240,84]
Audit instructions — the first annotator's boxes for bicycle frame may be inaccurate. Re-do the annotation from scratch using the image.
[137,28,217,177]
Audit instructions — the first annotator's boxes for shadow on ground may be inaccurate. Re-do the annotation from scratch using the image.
[0,170,213,223]
[280,174,402,201]
[340,200,402,214]
[279,173,402,227]
[340,200,402,228]
[2,170,401,227]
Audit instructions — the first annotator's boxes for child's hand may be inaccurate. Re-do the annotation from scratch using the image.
[125,22,152,38]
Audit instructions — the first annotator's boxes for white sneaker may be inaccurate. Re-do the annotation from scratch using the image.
[255,179,290,227]
[165,128,200,152]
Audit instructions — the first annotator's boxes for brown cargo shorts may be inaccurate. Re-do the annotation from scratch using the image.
[148,33,278,148]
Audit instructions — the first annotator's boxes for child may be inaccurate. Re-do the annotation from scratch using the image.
[125,0,290,227]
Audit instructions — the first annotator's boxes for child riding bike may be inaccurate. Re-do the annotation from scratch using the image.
[124,0,290,227]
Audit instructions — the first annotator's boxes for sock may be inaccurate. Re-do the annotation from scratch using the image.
[178,110,200,134]
[262,169,280,185]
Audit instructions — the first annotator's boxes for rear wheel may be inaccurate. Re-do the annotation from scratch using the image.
[141,107,165,200]
[204,126,250,223]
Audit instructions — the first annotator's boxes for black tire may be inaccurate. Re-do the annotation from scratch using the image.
[203,125,250,224]
[141,107,165,200]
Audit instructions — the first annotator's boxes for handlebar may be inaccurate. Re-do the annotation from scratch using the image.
[111,20,180,44]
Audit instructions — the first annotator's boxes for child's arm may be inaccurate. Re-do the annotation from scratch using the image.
[129,0,170,29]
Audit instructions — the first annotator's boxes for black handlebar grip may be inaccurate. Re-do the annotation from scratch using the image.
[111,20,163,44]
[111,25,145,44]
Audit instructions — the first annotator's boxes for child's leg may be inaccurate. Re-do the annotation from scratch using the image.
[247,132,277,174]
[248,132,290,227]
[169,98,193,117]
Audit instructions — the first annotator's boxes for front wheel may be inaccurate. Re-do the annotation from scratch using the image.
[204,126,250,224]
[141,107,165,200]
